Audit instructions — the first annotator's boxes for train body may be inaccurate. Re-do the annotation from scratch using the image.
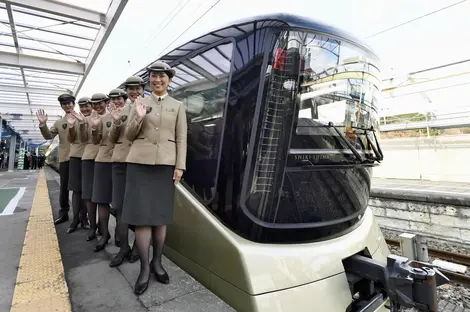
[47,14,391,311]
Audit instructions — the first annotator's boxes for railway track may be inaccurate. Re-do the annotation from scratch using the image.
[386,238,470,285]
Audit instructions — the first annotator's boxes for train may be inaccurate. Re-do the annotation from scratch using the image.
[46,13,447,312]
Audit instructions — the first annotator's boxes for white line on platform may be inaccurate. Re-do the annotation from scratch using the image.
[0,187,26,216]
[375,187,469,196]
[373,182,470,190]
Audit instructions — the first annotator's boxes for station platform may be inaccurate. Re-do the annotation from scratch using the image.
[371,177,470,206]
[1,168,234,312]
[1,168,467,312]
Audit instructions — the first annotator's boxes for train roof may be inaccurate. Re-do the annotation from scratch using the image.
[127,13,378,89]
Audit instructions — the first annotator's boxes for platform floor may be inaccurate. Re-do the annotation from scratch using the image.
[44,167,235,312]
[372,177,470,196]
[1,169,466,312]
[0,171,38,312]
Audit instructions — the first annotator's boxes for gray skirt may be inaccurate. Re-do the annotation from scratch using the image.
[112,162,127,211]
[92,162,113,205]
[81,160,95,200]
[68,157,82,192]
[122,164,175,226]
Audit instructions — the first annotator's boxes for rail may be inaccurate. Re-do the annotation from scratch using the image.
[386,239,470,286]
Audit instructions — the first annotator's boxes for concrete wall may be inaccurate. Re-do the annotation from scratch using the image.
[373,135,470,182]
[369,196,470,245]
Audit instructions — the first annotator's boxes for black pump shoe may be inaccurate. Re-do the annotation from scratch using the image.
[109,248,131,267]
[80,218,90,230]
[129,246,139,263]
[66,220,79,234]
[150,264,169,284]
[93,235,110,252]
[66,226,77,234]
[54,214,69,225]
[134,273,150,295]
[86,230,97,241]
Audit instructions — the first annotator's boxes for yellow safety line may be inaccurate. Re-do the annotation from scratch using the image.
[10,169,72,312]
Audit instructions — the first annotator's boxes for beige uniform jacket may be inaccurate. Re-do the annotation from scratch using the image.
[39,116,70,163]
[67,121,86,158]
[125,94,187,170]
[79,116,100,161]
[109,102,133,163]
[93,114,114,163]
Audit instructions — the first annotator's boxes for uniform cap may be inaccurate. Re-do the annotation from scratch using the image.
[146,61,176,78]
[108,88,128,99]
[77,96,90,105]
[89,93,109,103]
[124,76,145,87]
[58,93,75,103]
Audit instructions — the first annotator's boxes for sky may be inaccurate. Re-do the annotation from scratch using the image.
[75,0,470,117]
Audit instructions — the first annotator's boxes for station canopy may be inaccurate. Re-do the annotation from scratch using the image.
[0,0,128,143]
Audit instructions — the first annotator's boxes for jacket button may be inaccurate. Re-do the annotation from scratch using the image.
[155,127,159,130]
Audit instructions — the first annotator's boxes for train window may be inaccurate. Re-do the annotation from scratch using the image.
[241,30,380,242]
[172,42,234,203]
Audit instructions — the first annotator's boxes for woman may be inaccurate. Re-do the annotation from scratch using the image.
[108,77,145,267]
[79,94,106,241]
[90,93,114,252]
[66,96,93,234]
[122,61,187,295]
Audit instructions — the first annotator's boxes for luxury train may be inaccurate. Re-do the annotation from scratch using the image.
[46,14,447,312]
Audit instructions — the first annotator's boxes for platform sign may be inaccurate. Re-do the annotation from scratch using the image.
[17,148,24,170]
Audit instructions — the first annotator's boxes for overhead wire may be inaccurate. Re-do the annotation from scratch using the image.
[366,0,467,38]
[142,0,191,48]
[158,0,222,57]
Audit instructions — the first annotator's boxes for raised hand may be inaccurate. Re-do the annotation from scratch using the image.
[90,111,101,129]
[36,109,48,125]
[135,96,146,121]
[70,110,84,123]
[66,113,76,126]
[109,103,122,122]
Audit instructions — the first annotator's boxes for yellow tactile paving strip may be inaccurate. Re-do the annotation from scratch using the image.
[10,170,72,312]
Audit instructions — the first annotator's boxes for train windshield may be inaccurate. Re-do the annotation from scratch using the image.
[242,31,381,239]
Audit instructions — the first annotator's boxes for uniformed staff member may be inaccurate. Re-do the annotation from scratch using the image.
[78,94,105,241]
[90,93,114,252]
[65,96,93,233]
[122,61,187,295]
[36,94,73,225]
[108,77,145,267]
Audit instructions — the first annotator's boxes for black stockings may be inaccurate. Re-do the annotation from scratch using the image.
[116,211,130,252]
[86,200,97,240]
[135,226,152,285]
[135,225,167,283]
[70,192,82,228]
[151,225,167,275]
[97,204,110,245]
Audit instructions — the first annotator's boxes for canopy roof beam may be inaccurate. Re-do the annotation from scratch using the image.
[0,0,106,25]
[0,84,64,95]
[0,51,85,75]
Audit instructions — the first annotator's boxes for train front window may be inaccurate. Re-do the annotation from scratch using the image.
[242,31,381,241]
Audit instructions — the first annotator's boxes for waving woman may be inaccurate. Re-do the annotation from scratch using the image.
[121,61,187,295]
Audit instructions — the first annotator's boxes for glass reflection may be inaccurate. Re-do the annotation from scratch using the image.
[172,42,233,202]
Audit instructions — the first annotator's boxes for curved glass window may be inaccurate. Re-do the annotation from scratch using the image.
[171,42,233,203]
[242,31,380,237]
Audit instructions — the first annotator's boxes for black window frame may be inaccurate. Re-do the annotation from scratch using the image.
[239,27,380,230]
[170,37,237,205]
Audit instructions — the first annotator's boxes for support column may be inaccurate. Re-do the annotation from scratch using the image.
[8,133,16,172]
